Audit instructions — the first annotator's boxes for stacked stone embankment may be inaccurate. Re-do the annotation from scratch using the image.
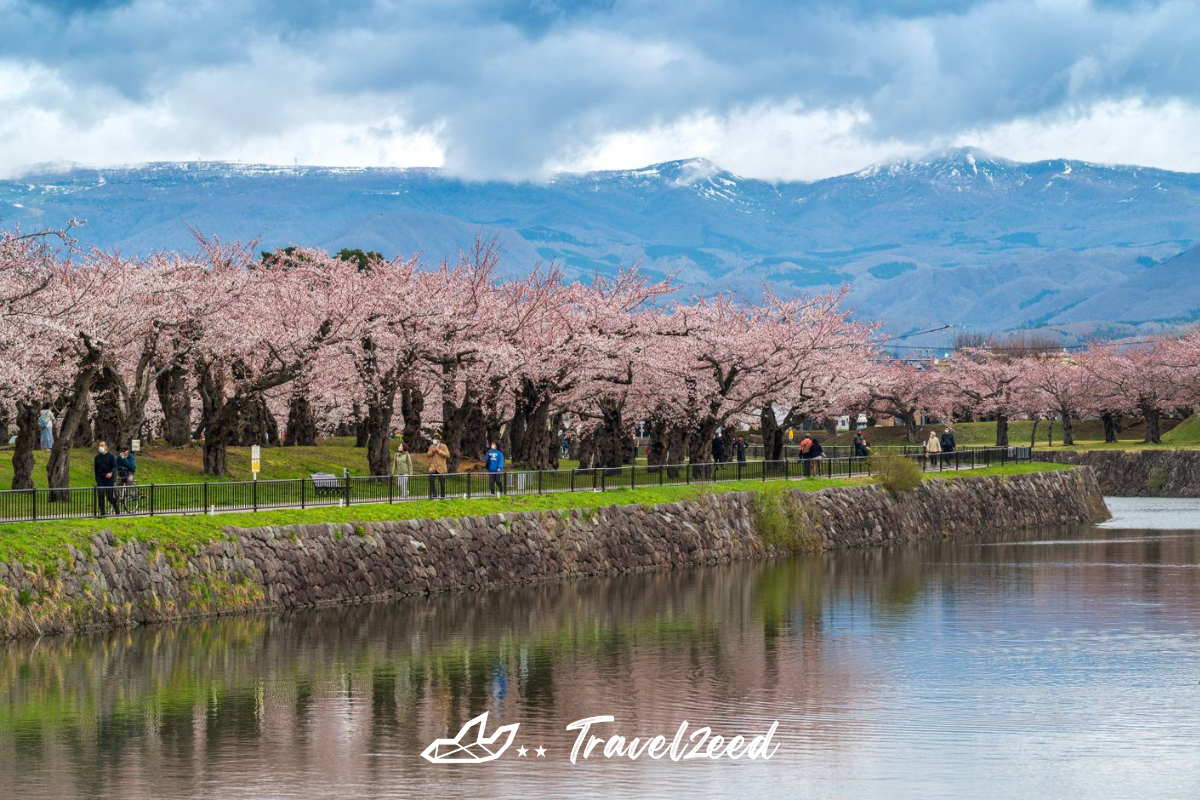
[1036,450,1200,497]
[0,468,1109,639]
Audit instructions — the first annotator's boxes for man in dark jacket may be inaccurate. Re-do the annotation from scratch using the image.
[712,434,726,464]
[940,427,956,465]
[735,437,747,463]
[94,441,120,516]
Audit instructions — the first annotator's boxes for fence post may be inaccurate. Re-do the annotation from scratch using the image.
[150,484,155,517]
[538,470,543,494]
[345,470,352,506]
[601,470,607,492]
[571,470,575,492]
[467,471,472,498]
[737,461,742,482]
[253,479,258,513]
[203,481,208,514]
[630,465,635,490]
[31,488,37,522]
[686,463,691,484]
[302,477,306,509]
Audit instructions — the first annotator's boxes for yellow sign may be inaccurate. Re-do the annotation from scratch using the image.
[787,429,794,440]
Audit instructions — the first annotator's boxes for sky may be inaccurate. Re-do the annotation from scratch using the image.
[2,0,1200,181]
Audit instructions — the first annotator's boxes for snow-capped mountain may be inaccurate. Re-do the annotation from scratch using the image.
[3,148,1200,338]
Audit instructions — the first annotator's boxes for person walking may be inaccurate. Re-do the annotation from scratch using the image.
[37,406,55,450]
[940,426,956,466]
[94,441,120,517]
[799,436,812,476]
[712,433,726,464]
[485,440,506,495]
[392,441,413,498]
[735,436,747,464]
[853,432,868,458]
[925,430,942,462]
[426,436,450,498]
[806,436,824,478]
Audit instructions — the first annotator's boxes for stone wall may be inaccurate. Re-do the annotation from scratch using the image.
[0,468,1109,639]
[1036,449,1200,497]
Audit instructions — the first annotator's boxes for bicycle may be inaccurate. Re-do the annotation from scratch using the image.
[116,473,142,514]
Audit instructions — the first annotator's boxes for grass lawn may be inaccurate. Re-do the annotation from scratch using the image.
[0,437,469,488]
[0,461,1071,571]
[1163,414,1200,445]
[825,418,1193,451]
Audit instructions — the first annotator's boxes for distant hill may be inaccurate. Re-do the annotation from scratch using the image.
[4,148,1200,339]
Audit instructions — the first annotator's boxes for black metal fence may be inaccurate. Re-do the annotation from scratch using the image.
[0,446,1029,524]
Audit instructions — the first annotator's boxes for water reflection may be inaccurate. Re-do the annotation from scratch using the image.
[3,502,1200,798]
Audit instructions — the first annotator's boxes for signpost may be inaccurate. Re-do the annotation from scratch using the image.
[251,445,261,479]
[131,438,141,452]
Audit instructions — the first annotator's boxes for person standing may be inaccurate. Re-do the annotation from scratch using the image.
[940,426,956,466]
[485,440,506,496]
[94,441,120,517]
[712,434,726,464]
[426,437,450,498]
[392,441,413,498]
[804,436,824,478]
[735,436,747,464]
[926,431,942,461]
[37,406,55,450]
[853,432,868,458]
[116,445,136,486]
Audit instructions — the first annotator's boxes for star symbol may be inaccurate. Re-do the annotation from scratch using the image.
[516,746,528,757]
[535,746,547,758]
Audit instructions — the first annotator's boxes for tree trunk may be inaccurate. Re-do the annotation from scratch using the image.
[156,364,192,446]
[588,399,628,469]
[1102,412,1118,443]
[10,402,39,490]
[92,368,122,446]
[901,411,918,444]
[284,392,318,446]
[1059,408,1074,446]
[365,400,395,477]
[822,417,838,438]
[995,413,1009,447]
[760,407,784,461]
[1029,417,1039,448]
[1141,402,1162,444]
[237,393,278,446]
[512,380,556,470]
[48,366,100,499]
[400,384,427,451]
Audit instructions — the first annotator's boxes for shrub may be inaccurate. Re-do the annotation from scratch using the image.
[868,453,922,495]
[16,588,34,607]
[750,487,821,552]
[1146,466,1169,496]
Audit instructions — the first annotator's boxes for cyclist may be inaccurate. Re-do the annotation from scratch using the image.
[116,444,137,493]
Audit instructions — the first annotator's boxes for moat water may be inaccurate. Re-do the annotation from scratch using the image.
[3,498,1200,798]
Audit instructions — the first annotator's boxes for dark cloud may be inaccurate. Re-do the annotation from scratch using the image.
[5,0,1200,177]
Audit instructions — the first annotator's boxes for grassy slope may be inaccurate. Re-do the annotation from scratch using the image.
[1163,415,1200,444]
[0,461,1071,570]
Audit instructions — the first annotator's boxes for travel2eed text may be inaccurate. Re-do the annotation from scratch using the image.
[421,712,781,764]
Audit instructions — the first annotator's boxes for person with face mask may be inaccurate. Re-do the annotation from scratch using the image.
[94,441,120,517]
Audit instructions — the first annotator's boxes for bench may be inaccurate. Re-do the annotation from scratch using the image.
[310,472,343,498]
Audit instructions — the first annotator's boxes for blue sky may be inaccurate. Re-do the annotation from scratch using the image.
[2,0,1199,179]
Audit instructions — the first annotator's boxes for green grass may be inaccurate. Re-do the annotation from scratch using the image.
[826,419,1194,451]
[0,461,1070,571]
[0,437,448,488]
[1163,414,1200,444]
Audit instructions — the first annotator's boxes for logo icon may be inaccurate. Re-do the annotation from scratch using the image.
[422,712,520,764]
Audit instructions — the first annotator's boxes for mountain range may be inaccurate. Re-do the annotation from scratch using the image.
[3,147,1200,342]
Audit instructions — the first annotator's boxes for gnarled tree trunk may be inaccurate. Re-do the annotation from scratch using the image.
[156,363,192,446]
[285,392,318,446]
[400,384,427,451]
[10,402,39,490]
